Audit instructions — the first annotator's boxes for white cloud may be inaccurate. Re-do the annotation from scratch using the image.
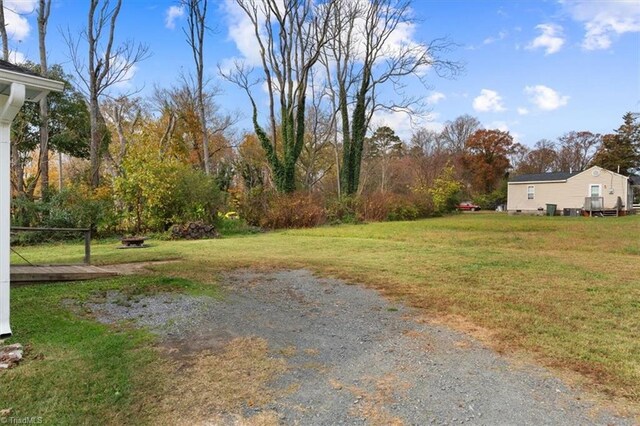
[222,0,267,66]
[165,5,185,30]
[3,0,37,41]
[370,110,443,142]
[517,107,529,115]
[562,0,640,50]
[487,120,509,132]
[485,121,521,142]
[473,89,506,112]
[527,23,565,54]
[483,30,507,45]
[426,92,445,105]
[525,85,569,110]
[110,57,138,91]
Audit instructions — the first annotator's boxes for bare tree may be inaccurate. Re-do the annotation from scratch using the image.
[300,106,335,191]
[152,79,237,168]
[440,114,481,154]
[101,96,144,178]
[183,0,212,175]
[508,142,529,174]
[38,0,51,195]
[410,127,447,158]
[65,0,149,189]
[556,131,601,172]
[221,0,334,193]
[323,0,460,195]
[298,66,336,191]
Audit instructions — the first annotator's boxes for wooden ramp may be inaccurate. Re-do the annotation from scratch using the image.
[10,265,119,284]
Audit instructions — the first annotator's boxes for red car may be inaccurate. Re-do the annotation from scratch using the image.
[458,201,481,211]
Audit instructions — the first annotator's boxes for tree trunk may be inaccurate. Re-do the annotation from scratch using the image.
[89,94,101,189]
[185,0,211,174]
[11,145,23,194]
[199,91,210,174]
[58,151,63,190]
[38,0,51,197]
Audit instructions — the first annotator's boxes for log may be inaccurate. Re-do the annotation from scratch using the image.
[170,221,219,240]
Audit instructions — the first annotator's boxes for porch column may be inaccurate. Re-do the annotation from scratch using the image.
[0,82,26,338]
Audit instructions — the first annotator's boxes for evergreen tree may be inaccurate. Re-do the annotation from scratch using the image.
[592,112,640,175]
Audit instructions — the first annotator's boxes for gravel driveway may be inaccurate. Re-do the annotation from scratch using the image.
[87,269,633,425]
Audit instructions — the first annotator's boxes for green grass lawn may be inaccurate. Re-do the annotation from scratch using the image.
[5,213,640,421]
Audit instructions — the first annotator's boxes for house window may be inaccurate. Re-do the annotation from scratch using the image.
[527,185,535,200]
[590,184,601,197]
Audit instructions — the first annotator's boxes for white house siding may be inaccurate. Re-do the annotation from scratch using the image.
[507,166,630,213]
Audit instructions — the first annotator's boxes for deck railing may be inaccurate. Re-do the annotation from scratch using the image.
[583,197,604,211]
[10,227,91,264]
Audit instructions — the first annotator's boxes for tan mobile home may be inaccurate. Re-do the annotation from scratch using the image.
[507,166,637,215]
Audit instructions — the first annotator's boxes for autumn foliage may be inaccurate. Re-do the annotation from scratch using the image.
[462,129,513,194]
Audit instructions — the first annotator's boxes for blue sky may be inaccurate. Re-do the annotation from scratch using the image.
[4,0,640,147]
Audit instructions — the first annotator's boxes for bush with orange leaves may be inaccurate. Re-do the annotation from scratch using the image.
[261,192,327,229]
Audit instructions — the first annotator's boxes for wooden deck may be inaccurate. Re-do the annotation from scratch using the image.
[10,265,119,283]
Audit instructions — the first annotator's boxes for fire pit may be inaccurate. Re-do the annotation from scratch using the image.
[119,236,148,249]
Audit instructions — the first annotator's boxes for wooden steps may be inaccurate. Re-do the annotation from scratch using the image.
[10,265,119,284]
[601,209,619,217]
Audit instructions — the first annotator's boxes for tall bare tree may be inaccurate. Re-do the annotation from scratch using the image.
[222,0,334,193]
[65,0,149,189]
[298,66,336,191]
[323,0,460,195]
[38,0,51,195]
[183,0,212,175]
[556,131,601,172]
[440,114,481,154]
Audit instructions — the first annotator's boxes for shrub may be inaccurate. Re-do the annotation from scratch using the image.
[261,192,326,229]
[215,214,261,236]
[237,189,327,229]
[356,192,426,222]
[10,184,117,244]
[428,165,462,214]
[49,185,118,232]
[325,196,359,224]
[237,186,273,227]
[237,188,432,230]
[114,155,223,233]
[473,180,507,210]
[387,197,420,221]
[357,192,392,222]
[168,169,224,225]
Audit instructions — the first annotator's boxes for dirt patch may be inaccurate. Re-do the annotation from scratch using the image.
[157,337,286,424]
[99,260,180,275]
[84,269,636,425]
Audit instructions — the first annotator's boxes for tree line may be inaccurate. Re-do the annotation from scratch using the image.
[4,0,639,235]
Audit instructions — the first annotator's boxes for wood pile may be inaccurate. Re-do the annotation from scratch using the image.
[170,221,219,240]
